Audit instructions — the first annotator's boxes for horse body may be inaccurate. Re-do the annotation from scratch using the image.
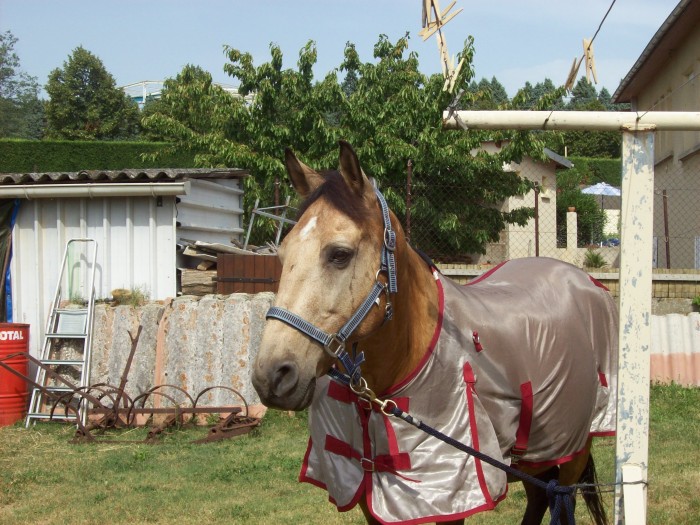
[439,257,618,466]
[252,142,617,525]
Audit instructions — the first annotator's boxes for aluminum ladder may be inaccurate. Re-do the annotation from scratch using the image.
[26,238,98,427]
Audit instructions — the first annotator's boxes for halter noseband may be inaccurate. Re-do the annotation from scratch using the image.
[266,188,398,383]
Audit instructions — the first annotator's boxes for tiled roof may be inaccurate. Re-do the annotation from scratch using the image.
[0,168,248,185]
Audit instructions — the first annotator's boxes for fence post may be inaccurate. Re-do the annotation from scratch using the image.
[406,159,413,244]
[662,189,671,268]
[614,128,654,525]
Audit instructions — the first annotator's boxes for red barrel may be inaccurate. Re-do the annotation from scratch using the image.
[0,323,30,427]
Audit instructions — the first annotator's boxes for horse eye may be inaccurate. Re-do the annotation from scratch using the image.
[329,248,353,266]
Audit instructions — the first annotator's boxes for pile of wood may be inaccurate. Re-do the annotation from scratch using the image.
[179,240,277,296]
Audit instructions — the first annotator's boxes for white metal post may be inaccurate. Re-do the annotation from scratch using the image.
[442,110,700,523]
[614,129,654,524]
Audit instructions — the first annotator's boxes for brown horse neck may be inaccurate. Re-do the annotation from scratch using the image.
[357,243,439,395]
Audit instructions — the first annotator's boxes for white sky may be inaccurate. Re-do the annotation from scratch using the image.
[0,0,680,98]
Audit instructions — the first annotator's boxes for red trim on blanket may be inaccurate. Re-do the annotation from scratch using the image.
[370,502,500,525]
[512,382,533,459]
[588,274,610,291]
[299,437,327,490]
[591,430,616,437]
[464,261,508,286]
[383,275,445,397]
[327,380,355,403]
[463,362,497,510]
[324,434,416,482]
[598,370,609,388]
[516,446,588,470]
[366,364,501,524]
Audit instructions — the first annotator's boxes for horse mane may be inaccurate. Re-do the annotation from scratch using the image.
[295,170,370,226]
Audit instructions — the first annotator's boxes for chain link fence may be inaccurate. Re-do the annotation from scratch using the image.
[259,154,699,272]
[653,158,700,269]
[381,155,700,271]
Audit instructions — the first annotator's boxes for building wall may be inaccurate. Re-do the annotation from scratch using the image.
[634,23,700,268]
[11,195,177,356]
[467,151,560,264]
[652,153,700,269]
[636,27,700,163]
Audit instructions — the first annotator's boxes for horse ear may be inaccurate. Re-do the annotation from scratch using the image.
[338,140,373,201]
[284,148,324,197]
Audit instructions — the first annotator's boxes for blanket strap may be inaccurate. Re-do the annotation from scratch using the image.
[511,381,533,463]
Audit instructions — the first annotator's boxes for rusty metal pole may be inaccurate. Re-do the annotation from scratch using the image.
[274,177,280,212]
[662,189,671,269]
[534,184,540,257]
[406,160,413,244]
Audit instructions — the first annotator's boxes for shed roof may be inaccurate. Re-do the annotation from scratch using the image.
[0,168,248,186]
[613,0,700,103]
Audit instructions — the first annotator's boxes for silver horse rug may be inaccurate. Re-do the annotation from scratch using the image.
[300,257,618,524]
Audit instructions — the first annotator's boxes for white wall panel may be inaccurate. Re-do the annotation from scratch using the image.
[11,196,176,356]
[176,178,244,246]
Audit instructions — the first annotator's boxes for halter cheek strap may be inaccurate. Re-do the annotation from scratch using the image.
[265,188,397,384]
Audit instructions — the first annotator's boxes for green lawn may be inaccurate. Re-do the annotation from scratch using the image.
[1,384,698,524]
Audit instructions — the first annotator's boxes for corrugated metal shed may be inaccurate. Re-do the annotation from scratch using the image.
[2,168,249,357]
[651,312,700,386]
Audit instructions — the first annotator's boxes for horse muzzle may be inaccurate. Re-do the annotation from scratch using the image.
[252,358,316,410]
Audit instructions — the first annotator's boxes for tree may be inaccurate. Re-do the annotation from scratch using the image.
[556,168,607,247]
[45,46,139,140]
[0,31,44,139]
[465,76,509,109]
[568,77,598,109]
[560,78,621,158]
[143,35,542,255]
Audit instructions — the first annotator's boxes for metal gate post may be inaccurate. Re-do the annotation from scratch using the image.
[614,128,654,524]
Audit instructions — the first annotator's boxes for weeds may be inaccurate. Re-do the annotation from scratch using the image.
[583,248,607,269]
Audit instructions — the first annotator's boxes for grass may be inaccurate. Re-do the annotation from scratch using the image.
[1,384,698,524]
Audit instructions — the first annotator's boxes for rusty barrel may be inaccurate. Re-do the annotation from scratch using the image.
[0,323,30,426]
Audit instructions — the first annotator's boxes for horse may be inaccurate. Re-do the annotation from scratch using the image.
[252,141,618,525]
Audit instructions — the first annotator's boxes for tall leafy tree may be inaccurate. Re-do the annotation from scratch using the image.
[143,35,541,255]
[45,46,139,140]
[0,31,44,139]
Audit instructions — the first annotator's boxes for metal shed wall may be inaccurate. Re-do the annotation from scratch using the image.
[176,178,244,246]
[11,195,176,356]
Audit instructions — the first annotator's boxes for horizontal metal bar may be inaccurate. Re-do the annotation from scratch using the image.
[215,277,278,284]
[41,360,84,366]
[442,110,700,131]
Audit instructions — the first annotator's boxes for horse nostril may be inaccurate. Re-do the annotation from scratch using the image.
[271,361,299,398]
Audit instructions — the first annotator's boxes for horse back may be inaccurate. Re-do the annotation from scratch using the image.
[438,257,618,465]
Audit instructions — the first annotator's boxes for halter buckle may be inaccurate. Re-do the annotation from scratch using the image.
[324,334,345,357]
[384,228,396,252]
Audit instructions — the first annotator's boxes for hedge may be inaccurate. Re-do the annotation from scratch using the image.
[567,156,622,186]
[0,139,197,173]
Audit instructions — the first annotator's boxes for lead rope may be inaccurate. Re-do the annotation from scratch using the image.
[329,372,577,525]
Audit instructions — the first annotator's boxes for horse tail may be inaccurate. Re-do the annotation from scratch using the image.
[579,453,608,525]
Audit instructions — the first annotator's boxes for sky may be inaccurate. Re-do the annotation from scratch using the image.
[0,0,681,99]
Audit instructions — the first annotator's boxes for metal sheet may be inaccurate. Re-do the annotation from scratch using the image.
[651,313,700,386]
[11,196,176,356]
